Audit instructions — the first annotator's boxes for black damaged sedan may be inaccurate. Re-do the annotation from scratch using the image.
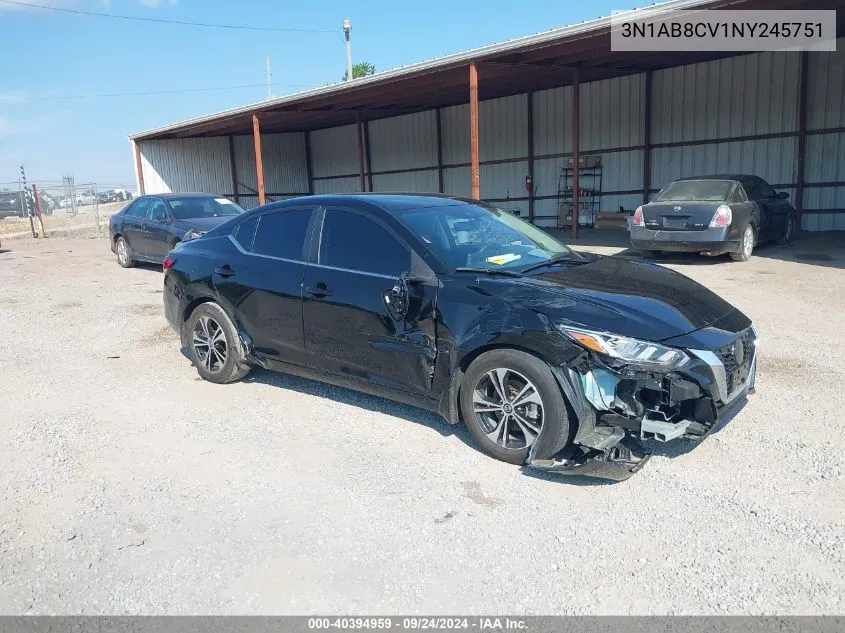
[163,194,757,480]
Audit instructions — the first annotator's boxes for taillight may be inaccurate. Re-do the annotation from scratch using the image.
[709,205,733,228]
[632,206,644,226]
[162,257,175,272]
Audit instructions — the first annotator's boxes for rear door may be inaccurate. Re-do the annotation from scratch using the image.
[301,207,438,397]
[214,206,316,366]
[741,177,779,240]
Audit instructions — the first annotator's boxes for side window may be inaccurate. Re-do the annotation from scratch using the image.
[147,199,168,222]
[232,215,259,251]
[757,179,776,199]
[320,209,410,276]
[729,183,747,203]
[742,177,763,200]
[126,198,150,218]
[252,209,312,260]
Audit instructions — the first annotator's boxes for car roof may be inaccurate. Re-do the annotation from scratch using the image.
[140,192,223,200]
[675,174,752,182]
[277,193,489,212]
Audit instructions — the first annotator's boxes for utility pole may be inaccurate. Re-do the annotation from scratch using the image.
[343,18,353,81]
[20,166,36,238]
[266,55,272,99]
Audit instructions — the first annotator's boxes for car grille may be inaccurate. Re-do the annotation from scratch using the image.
[714,328,756,398]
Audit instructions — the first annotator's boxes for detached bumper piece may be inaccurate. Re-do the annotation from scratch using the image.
[525,432,651,482]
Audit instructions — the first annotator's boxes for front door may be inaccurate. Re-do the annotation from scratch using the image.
[144,198,173,261]
[302,207,438,398]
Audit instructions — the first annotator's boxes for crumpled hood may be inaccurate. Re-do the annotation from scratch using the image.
[487,255,738,341]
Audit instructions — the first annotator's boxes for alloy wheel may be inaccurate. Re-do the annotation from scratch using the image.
[785,215,794,242]
[742,226,754,259]
[472,368,544,450]
[117,240,128,265]
[192,316,227,373]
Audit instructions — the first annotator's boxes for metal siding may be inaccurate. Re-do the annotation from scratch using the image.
[441,104,469,165]
[313,176,361,194]
[480,161,529,200]
[650,137,797,190]
[805,132,845,185]
[233,135,258,196]
[261,133,309,193]
[443,166,471,197]
[238,195,261,210]
[372,170,439,192]
[368,111,438,172]
[533,85,573,156]
[139,138,231,195]
[652,52,800,144]
[310,124,363,177]
[807,39,845,131]
[581,74,644,150]
[531,158,560,203]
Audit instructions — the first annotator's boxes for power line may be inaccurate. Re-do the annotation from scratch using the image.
[10,82,317,102]
[0,0,337,33]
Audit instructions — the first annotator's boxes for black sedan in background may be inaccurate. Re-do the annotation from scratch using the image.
[162,194,757,480]
[630,174,796,262]
[109,193,245,267]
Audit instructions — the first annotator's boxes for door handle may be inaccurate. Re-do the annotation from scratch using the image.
[214,265,236,278]
[305,284,333,298]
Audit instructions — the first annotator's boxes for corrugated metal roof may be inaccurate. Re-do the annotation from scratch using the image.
[129,0,725,140]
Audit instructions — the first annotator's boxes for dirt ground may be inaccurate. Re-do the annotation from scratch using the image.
[0,202,125,240]
[0,234,843,614]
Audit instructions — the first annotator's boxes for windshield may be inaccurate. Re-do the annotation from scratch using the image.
[394,201,576,271]
[656,180,733,202]
[168,196,245,220]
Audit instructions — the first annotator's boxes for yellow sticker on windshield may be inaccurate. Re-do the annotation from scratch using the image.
[485,254,521,266]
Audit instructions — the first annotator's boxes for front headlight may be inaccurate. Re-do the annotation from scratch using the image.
[556,324,689,368]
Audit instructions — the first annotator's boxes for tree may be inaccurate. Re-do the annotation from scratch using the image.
[343,62,375,81]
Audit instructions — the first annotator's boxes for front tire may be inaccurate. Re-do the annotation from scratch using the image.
[186,302,251,384]
[460,349,570,465]
[731,224,755,262]
[115,236,135,268]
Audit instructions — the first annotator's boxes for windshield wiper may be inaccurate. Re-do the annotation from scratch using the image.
[521,254,590,274]
[454,267,524,277]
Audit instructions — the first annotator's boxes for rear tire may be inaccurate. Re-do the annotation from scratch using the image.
[777,212,795,245]
[460,349,570,465]
[186,302,251,384]
[115,236,135,268]
[730,224,755,262]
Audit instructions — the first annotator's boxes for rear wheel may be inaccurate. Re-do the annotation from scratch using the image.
[777,212,795,245]
[186,302,251,384]
[460,349,570,465]
[731,224,755,262]
[115,236,135,268]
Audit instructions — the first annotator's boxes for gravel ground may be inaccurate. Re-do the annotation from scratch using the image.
[0,236,843,615]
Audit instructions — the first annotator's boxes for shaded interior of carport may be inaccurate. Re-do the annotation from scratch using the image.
[132,0,845,233]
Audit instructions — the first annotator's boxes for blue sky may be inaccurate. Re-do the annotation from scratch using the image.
[0,0,639,189]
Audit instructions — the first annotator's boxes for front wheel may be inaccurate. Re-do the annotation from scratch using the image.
[460,349,570,465]
[730,224,755,262]
[186,302,251,384]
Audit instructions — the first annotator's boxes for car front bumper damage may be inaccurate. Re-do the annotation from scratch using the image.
[525,328,757,481]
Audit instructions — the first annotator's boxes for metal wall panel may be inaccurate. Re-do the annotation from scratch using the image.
[232,135,257,195]
[372,169,438,192]
[581,74,645,150]
[368,111,438,172]
[805,132,845,185]
[651,137,798,190]
[310,124,364,177]
[652,52,801,144]
[313,176,361,194]
[441,94,528,165]
[139,137,231,194]
[443,166,470,197]
[261,133,309,193]
[807,39,845,130]
[533,85,573,157]
[480,160,529,200]
[238,195,261,210]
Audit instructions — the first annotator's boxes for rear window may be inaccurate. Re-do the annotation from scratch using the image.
[252,209,312,260]
[233,215,258,251]
[656,180,733,202]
